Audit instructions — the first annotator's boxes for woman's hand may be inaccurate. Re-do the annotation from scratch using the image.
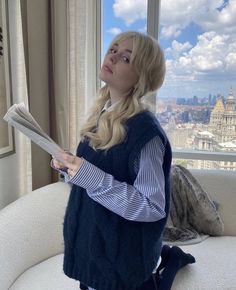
[52,151,83,177]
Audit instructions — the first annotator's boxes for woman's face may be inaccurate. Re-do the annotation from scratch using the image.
[99,38,139,95]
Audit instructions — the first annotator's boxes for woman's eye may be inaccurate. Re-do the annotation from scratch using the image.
[122,56,130,63]
[110,48,116,54]
[107,48,130,63]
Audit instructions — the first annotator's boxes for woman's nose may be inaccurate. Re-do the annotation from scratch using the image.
[109,53,118,63]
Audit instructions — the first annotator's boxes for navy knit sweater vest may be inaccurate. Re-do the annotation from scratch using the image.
[63,110,172,290]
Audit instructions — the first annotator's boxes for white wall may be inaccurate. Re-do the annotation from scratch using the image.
[0,151,19,209]
[0,137,19,209]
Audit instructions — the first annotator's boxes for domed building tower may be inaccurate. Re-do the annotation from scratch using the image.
[209,89,236,142]
[221,88,236,142]
[209,95,225,142]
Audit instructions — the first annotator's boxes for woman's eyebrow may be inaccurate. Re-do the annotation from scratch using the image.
[112,43,132,54]
[124,49,132,54]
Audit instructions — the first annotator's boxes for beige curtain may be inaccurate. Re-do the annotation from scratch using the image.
[8,0,32,195]
[39,0,100,164]
[65,0,100,153]
[19,0,74,187]
[4,0,99,193]
[19,0,54,189]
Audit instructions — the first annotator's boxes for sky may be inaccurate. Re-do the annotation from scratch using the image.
[102,0,236,100]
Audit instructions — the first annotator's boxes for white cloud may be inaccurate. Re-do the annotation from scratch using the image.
[113,0,147,26]
[138,25,147,33]
[160,0,236,39]
[165,31,235,83]
[196,0,236,36]
[172,40,193,53]
[165,40,193,59]
[107,27,122,36]
[161,25,182,39]
[160,0,214,38]
[189,32,229,73]
[225,52,236,72]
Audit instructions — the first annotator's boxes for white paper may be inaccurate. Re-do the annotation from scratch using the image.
[3,103,64,160]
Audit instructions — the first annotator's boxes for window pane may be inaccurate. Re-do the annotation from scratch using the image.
[101,0,148,57]
[158,0,236,169]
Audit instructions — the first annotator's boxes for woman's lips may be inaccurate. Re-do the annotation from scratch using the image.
[103,65,113,74]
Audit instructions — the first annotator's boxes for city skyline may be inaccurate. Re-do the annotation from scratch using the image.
[102,0,236,100]
[158,88,236,170]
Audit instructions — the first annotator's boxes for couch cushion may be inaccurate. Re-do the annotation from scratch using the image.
[10,237,236,290]
[172,236,236,290]
[9,254,79,290]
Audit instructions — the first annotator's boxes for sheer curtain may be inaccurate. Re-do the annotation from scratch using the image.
[47,0,99,158]
[65,0,100,153]
[50,0,99,184]
[8,0,32,195]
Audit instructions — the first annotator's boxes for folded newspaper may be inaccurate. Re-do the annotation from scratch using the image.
[3,103,63,159]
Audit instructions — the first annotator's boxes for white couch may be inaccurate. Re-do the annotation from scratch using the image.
[0,170,236,290]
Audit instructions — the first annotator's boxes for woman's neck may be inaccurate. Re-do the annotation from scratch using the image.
[109,88,132,105]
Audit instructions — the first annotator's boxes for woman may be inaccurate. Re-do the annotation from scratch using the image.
[52,31,173,290]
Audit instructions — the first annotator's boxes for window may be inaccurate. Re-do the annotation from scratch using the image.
[100,0,236,170]
[158,0,236,170]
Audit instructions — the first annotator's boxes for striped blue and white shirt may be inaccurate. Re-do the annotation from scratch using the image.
[62,135,166,222]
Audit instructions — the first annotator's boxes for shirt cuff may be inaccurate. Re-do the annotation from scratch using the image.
[69,159,105,190]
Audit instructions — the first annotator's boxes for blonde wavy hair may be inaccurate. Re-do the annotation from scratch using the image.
[80,31,166,150]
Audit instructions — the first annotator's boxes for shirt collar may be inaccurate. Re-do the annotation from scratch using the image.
[102,99,120,112]
[102,99,112,112]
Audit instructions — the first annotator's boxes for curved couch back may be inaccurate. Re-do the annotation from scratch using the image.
[191,169,236,236]
[0,182,70,290]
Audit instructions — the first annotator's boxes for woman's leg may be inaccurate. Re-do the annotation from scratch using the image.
[156,245,195,290]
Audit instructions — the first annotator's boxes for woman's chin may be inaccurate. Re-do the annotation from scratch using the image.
[98,72,106,82]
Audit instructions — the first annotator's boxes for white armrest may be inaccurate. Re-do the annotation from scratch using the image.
[0,182,70,290]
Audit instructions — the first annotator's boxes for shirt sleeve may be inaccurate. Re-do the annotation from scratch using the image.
[62,136,166,222]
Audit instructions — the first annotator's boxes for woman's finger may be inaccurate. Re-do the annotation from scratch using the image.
[67,168,77,177]
[52,158,62,169]
[56,152,82,171]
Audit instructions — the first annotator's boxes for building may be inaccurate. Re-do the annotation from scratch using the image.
[209,89,236,142]
[158,88,236,170]
[193,89,236,170]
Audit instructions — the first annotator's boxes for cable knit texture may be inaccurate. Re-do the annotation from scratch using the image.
[63,110,172,290]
